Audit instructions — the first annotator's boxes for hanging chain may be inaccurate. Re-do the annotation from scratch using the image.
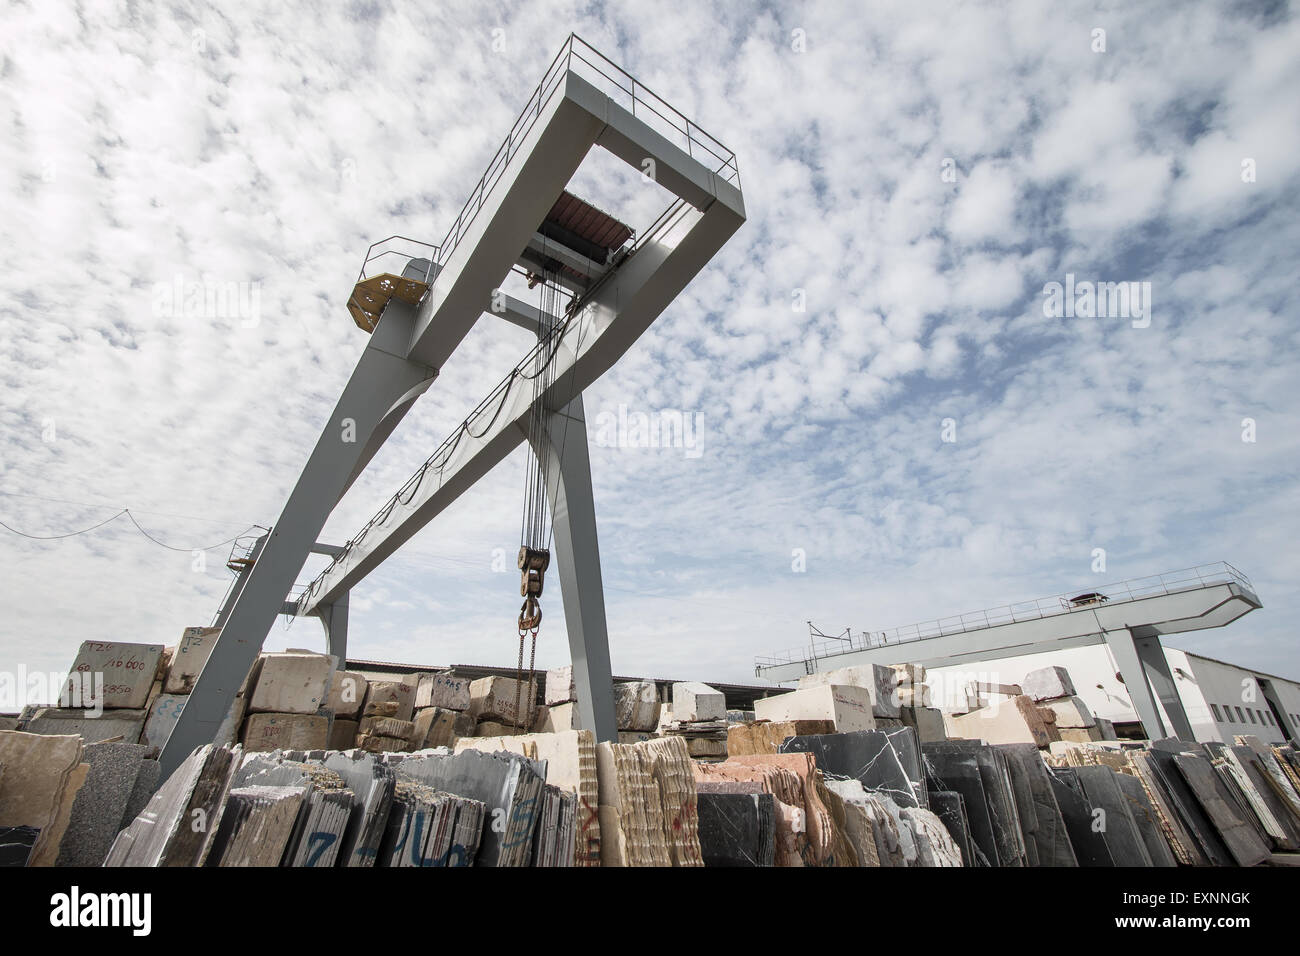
[512,260,566,733]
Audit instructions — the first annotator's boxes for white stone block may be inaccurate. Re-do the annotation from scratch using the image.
[672,682,725,722]
[537,702,578,733]
[753,685,876,733]
[415,672,471,711]
[249,652,335,715]
[1022,666,1076,702]
[164,627,220,694]
[890,663,926,686]
[798,664,899,718]
[897,684,932,708]
[545,665,577,705]
[60,641,165,710]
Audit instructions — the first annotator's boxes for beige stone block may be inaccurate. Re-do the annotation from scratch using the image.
[355,733,411,753]
[327,671,369,719]
[242,713,329,751]
[411,707,472,749]
[889,663,926,685]
[687,738,727,758]
[753,685,876,733]
[0,731,86,866]
[944,695,1051,748]
[536,702,578,733]
[1041,696,1096,728]
[896,685,932,708]
[1058,725,1105,743]
[164,627,220,694]
[672,682,725,722]
[60,641,165,710]
[359,716,414,740]
[414,671,471,711]
[329,718,358,750]
[249,652,334,715]
[726,719,835,756]
[361,679,416,723]
[468,676,528,725]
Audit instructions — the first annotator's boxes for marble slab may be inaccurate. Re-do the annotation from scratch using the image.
[1173,752,1270,867]
[780,729,925,809]
[997,743,1078,867]
[1046,766,1116,866]
[1115,770,1178,867]
[697,792,775,867]
[1073,765,1154,867]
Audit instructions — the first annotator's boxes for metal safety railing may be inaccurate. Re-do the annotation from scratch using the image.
[754,562,1257,669]
[353,235,441,286]
[433,33,739,283]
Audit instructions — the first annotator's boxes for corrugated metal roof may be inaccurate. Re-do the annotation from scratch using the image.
[544,190,634,254]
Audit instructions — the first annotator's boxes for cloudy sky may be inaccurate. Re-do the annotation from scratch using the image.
[2,0,1298,704]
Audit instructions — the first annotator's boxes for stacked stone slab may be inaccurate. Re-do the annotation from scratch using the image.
[378,780,486,867]
[595,736,703,867]
[394,748,546,866]
[659,682,728,759]
[455,728,601,866]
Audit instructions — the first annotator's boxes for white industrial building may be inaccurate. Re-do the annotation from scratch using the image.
[922,643,1300,745]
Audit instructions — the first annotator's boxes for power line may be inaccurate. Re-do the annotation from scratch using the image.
[0,507,266,552]
[0,489,259,529]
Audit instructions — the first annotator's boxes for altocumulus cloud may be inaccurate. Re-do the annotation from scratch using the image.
[1,1,1298,692]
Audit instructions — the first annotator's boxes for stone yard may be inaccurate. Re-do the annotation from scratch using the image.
[2,638,1299,867]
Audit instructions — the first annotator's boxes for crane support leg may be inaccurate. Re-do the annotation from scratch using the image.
[159,302,436,777]
[1103,628,1194,741]
[530,393,618,743]
[318,592,350,662]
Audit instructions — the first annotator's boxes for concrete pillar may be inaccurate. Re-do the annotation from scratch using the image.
[159,302,436,778]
